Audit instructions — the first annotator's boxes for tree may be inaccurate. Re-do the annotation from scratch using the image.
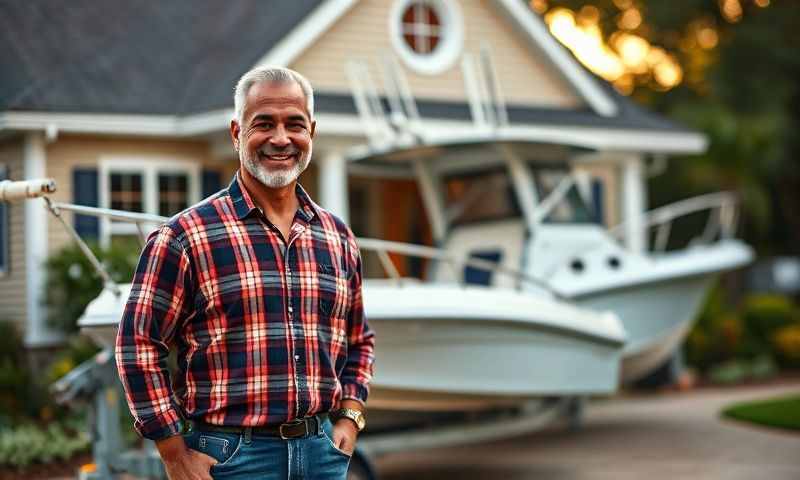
[533,0,800,254]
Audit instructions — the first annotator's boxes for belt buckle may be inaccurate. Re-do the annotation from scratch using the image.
[279,419,306,440]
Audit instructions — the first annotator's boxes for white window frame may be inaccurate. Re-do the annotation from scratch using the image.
[99,156,200,248]
[389,0,464,75]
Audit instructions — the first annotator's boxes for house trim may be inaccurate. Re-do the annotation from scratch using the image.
[495,0,618,117]
[0,110,233,137]
[1,110,706,154]
[253,0,359,68]
[23,132,62,347]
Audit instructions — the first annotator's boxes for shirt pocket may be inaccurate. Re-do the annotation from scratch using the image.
[317,262,350,322]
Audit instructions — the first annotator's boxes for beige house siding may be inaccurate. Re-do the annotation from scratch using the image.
[0,138,28,327]
[44,135,236,255]
[291,0,582,108]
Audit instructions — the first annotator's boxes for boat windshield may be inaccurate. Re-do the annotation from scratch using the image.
[444,169,522,225]
[534,170,595,224]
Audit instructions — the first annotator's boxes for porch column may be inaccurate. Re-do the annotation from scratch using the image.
[318,151,349,223]
[23,132,60,347]
[621,155,647,254]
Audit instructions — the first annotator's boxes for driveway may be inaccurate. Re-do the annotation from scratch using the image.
[374,382,800,480]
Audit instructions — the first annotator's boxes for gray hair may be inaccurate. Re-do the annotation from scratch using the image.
[233,66,315,125]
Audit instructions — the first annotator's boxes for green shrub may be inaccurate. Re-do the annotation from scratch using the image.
[0,321,47,422]
[741,294,798,352]
[707,355,778,385]
[773,324,800,367]
[45,335,101,386]
[44,242,137,334]
[749,354,778,380]
[0,422,89,469]
[708,359,749,384]
[687,287,800,378]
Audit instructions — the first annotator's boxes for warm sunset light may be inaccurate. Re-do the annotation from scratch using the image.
[546,8,626,82]
[720,0,743,23]
[618,8,642,30]
[697,27,719,49]
[543,6,683,93]
[530,0,548,14]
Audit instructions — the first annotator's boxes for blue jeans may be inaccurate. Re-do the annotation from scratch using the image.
[182,417,351,479]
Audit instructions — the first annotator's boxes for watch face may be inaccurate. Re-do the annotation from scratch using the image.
[339,408,365,431]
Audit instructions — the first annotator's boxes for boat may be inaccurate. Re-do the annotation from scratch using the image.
[74,219,625,412]
[346,137,754,383]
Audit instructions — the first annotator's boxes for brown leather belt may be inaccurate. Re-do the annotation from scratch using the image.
[188,414,325,440]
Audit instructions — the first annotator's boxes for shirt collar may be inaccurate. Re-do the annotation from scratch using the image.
[229,171,319,223]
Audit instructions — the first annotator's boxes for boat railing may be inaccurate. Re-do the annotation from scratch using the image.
[609,191,740,252]
[356,237,559,296]
[17,194,558,298]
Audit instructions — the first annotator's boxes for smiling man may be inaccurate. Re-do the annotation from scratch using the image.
[116,66,375,480]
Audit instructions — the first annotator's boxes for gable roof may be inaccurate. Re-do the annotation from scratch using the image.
[0,0,700,144]
[0,0,322,115]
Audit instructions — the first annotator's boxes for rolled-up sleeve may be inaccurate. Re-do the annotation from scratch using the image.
[339,231,375,405]
[115,225,193,441]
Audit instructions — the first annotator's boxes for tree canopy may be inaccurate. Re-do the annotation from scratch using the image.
[532,0,800,254]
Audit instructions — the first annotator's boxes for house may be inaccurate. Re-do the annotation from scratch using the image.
[0,0,706,348]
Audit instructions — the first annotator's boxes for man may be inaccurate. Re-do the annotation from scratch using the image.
[116,66,375,480]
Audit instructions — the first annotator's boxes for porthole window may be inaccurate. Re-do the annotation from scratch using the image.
[401,3,441,54]
[390,0,464,75]
[570,259,585,274]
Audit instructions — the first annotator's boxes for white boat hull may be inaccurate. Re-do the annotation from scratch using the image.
[575,275,712,383]
[79,282,626,412]
[556,240,754,383]
[361,282,625,410]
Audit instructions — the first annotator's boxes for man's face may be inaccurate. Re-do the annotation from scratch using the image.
[231,81,316,189]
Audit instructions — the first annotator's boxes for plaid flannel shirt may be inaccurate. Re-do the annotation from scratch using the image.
[115,173,375,441]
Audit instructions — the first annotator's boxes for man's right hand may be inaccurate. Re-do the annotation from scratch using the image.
[156,435,218,480]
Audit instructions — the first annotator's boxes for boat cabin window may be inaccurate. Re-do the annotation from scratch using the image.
[534,170,595,224]
[444,170,521,225]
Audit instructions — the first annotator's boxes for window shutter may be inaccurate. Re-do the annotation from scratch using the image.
[0,167,7,272]
[73,168,99,239]
[202,169,222,199]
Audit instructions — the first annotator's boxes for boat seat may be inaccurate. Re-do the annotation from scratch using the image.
[429,219,526,289]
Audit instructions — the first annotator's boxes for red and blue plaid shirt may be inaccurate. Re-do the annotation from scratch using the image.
[115,173,375,441]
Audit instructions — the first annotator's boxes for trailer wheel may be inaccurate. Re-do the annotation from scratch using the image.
[347,449,377,480]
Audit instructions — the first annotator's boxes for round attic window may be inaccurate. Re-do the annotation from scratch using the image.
[390,0,464,75]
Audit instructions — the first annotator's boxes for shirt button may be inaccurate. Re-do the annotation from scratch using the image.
[294,354,300,361]
[288,305,293,313]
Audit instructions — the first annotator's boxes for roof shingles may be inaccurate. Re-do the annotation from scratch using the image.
[0,0,692,133]
[0,0,322,114]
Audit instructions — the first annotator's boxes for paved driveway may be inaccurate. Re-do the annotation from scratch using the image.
[374,382,800,480]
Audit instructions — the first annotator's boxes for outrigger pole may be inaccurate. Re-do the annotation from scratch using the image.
[0,178,122,296]
[1,179,560,298]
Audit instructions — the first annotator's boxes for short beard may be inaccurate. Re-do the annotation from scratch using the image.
[240,142,312,189]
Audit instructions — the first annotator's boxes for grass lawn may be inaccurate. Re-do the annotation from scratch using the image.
[722,394,800,432]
